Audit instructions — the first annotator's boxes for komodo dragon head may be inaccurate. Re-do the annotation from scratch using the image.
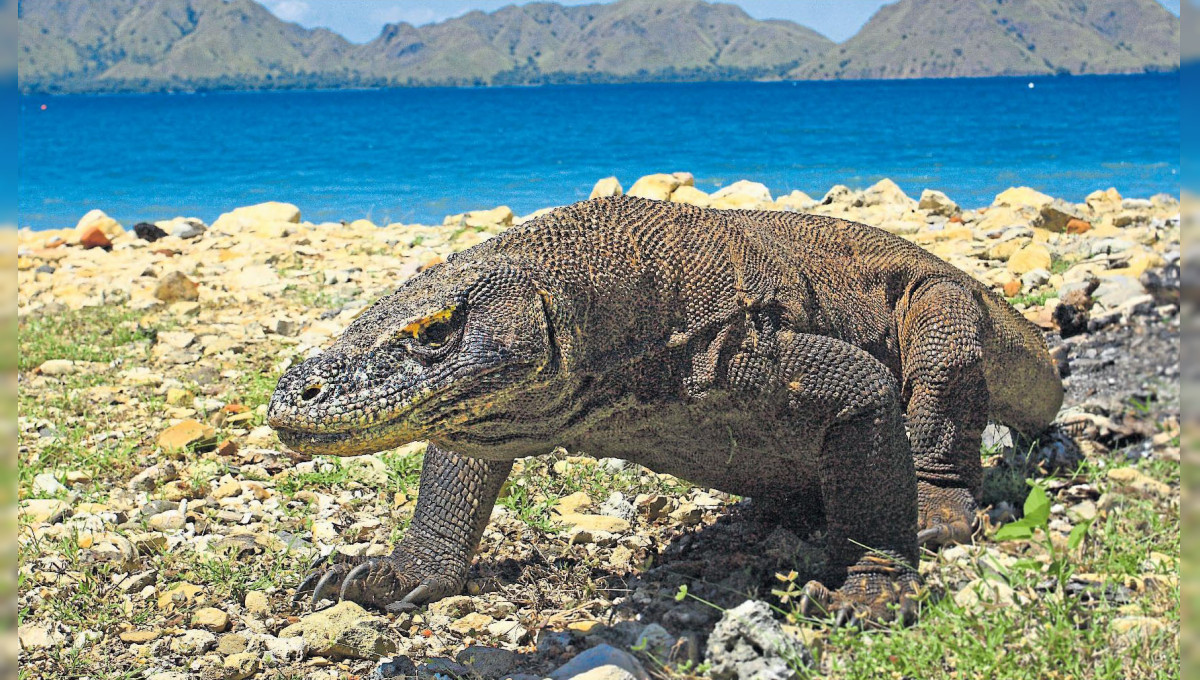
[268,255,556,458]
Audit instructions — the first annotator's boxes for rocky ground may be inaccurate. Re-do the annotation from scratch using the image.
[16,175,1181,679]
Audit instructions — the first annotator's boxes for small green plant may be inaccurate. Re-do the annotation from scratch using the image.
[994,482,1091,588]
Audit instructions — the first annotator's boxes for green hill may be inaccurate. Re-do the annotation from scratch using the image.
[17,0,1180,93]
[791,0,1180,80]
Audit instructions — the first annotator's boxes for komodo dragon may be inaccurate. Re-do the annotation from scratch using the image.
[268,195,1063,625]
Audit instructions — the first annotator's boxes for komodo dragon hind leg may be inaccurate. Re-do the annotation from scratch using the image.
[769,333,922,626]
[294,444,512,612]
[900,281,988,547]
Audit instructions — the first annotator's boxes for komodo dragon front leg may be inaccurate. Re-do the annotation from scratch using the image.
[899,281,988,546]
[295,444,512,611]
[754,332,922,625]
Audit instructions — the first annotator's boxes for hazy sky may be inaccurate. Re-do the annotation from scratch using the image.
[265,0,1182,44]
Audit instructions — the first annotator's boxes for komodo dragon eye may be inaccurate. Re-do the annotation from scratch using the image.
[396,305,465,359]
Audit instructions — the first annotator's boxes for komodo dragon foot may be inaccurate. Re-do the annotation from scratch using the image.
[295,549,465,613]
[917,482,979,547]
[798,554,922,627]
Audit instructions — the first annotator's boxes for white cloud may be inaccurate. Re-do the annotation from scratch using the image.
[369,4,438,27]
[265,0,311,23]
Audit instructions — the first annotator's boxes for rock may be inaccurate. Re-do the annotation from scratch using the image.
[216,633,249,655]
[75,209,124,244]
[1065,218,1092,234]
[148,509,186,531]
[918,189,959,216]
[32,472,67,496]
[1086,188,1123,213]
[157,582,206,610]
[590,177,623,199]
[456,646,517,677]
[706,600,810,680]
[627,173,681,201]
[170,629,216,653]
[279,600,398,659]
[1067,500,1097,523]
[774,190,815,212]
[164,218,207,240]
[669,503,703,526]
[954,578,1021,609]
[565,667,640,680]
[1021,268,1050,289]
[154,271,199,303]
[244,590,271,617]
[859,178,913,208]
[158,419,216,452]
[120,629,163,643]
[78,223,113,249]
[212,202,301,232]
[192,607,231,632]
[669,185,712,207]
[557,513,630,534]
[1038,199,1084,232]
[486,619,529,645]
[36,359,79,376]
[447,612,494,635]
[1111,616,1167,646]
[260,633,306,662]
[19,623,67,650]
[134,222,168,242]
[993,186,1053,210]
[599,492,636,522]
[19,498,71,523]
[634,622,675,659]
[549,643,650,680]
[1007,243,1052,275]
[821,185,856,205]
[712,180,772,204]
[463,206,515,228]
[1092,276,1145,310]
[1107,467,1171,497]
[672,171,695,186]
[370,657,419,680]
[223,652,260,680]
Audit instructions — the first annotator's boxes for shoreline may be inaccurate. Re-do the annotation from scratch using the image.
[18,70,1182,98]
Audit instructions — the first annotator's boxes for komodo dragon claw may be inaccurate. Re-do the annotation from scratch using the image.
[797,556,923,628]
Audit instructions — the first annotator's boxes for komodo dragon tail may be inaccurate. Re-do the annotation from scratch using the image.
[977,287,1064,436]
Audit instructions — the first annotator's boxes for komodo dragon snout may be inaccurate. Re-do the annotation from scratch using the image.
[268,257,555,459]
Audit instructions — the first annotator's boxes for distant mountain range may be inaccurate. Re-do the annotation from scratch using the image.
[17,0,1181,94]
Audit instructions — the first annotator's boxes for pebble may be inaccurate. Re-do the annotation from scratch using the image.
[170,629,216,653]
[279,601,399,659]
[191,607,231,632]
[549,644,650,680]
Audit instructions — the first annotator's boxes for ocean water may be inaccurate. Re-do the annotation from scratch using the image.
[17,74,1179,231]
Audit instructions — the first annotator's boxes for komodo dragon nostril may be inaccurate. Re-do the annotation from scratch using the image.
[300,384,324,403]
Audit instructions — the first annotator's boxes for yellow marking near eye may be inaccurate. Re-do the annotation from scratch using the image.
[401,306,456,338]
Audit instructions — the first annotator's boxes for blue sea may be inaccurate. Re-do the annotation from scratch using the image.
[17,74,1180,231]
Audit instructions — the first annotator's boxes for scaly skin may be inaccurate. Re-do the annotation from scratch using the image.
[268,196,1063,626]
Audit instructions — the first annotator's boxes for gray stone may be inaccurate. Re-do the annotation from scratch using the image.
[1021,268,1050,289]
[169,629,216,654]
[633,622,675,660]
[705,600,811,680]
[550,644,650,680]
[370,656,418,680]
[1093,276,1146,310]
[981,423,1013,451]
[168,218,207,240]
[456,646,517,677]
[599,492,636,522]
